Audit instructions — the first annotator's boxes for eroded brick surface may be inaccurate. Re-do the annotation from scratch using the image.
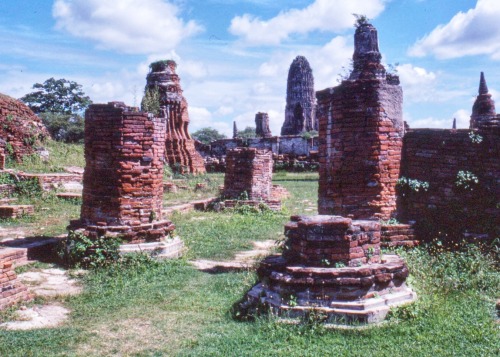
[317,23,404,220]
[144,61,205,174]
[0,248,32,310]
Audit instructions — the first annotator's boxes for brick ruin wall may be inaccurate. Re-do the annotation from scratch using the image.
[223,148,273,200]
[0,93,48,161]
[399,128,499,235]
[74,102,174,243]
[0,248,32,310]
[317,80,404,220]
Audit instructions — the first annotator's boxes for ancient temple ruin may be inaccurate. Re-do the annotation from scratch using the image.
[470,72,499,129]
[317,22,404,220]
[239,22,415,326]
[281,56,317,135]
[144,60,205,174]
[222,148,288,210]
[255,112,272,138]
[70,102,180,250]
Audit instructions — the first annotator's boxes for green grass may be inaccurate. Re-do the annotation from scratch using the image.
[0,165,498,356]
[6,140,84,173]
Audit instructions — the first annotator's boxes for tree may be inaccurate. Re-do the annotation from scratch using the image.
[238,126,256,139]
[20,78,92,143]
[191,127,227,144]
[20,77,92,115]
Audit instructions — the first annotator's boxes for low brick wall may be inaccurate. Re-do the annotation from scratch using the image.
[0,248,31,310]
[400,128,499,235]
[0,205,34,219]
[381,224,418,248]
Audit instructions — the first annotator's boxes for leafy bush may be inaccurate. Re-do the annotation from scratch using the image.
[455,170,479,191]
[59,230,121,269]
[15,177,43,198]
[396,176,429,194]
[40,112,85,143]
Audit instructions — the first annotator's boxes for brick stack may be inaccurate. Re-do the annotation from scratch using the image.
[0,205,34,219]
[222,148,287,211]
[381,224,418,248]
[283,216,381,267]
[240,215,416,325]
[0,248,32,310]
[316,22,404,220]
[255,112,272,138]
[223,148,273,200]
[144,60,205,174]
[71,102,175,243]
[0,145,5,170]
[0,93,49,161]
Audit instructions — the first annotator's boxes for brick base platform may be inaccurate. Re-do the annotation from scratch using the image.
[0,205,34,219]
[69,219,175,244]
[0,248,32,310]
[381,224,419,248]
[239,215,416,325]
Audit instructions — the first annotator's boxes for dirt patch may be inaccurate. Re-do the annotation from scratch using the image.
[191,239,275,273]
[19,268,83,297]
[0,304,70,330]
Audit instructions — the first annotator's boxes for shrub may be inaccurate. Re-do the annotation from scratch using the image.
[59,230,121,269]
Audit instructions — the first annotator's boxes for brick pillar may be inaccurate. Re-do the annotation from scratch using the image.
[317,23,404,219]
[223,148,273,200]
[75,102,174,243]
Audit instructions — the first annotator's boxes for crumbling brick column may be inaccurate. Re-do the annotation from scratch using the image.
[144,60,205,174]
[255,112,272,138]
[72,102,174,243]
[223,148,273,200]
[317,22,404,219]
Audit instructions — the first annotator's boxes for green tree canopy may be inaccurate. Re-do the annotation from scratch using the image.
[238,126,256,139]
[20,77,92,114]
[191,127,227,144]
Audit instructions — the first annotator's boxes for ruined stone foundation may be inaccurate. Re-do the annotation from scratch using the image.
[222,148,288,211]
[70,103,180,253]
[240,215,416,325]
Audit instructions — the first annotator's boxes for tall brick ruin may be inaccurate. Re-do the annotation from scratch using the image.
[470,72,499,129]
[144,60,205,174]
[281,56,317,135]
[255,112,272,138]
[317,22,404,220]
[71,102,175,243]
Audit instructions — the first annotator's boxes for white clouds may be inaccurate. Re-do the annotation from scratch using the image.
[409,0,500,59]
[397,63,437,103]
[52,0,203,54]
[229,0,386,45]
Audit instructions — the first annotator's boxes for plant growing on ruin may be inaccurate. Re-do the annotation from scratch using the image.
[141,86,161,116]
[301,130,318,140]
[59,230,121,268]
[396,176,429,194]
[353,14,370,28]
[455,170,479,191]
[468,131,483,144]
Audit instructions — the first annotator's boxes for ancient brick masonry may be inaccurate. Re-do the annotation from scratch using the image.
[70,102,174,243]
[0,248,32,310]
[281,56,317,135]
[241,216,416,324]
[144,60,205,174]
[470,72,499,129]
[317,23,404,220]
[0,93,48,161]
[223,148,273,200]
[255,112,272,138]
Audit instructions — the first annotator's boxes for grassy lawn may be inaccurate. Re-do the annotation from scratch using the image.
[0,144,498,356]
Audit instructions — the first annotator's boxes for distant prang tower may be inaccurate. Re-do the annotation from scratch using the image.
[281,56,317,135]
[470,72,498,129]
[316,22,404,220]
[143,60,205,174]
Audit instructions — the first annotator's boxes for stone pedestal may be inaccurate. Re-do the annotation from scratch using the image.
[240,215,416,325]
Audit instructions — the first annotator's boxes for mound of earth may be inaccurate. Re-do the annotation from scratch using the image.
[0,93,48,161]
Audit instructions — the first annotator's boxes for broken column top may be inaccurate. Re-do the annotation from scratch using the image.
[350,22,385,80]
[145,59,183,103]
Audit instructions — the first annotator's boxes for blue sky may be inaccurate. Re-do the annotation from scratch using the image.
[0,0,497,136]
